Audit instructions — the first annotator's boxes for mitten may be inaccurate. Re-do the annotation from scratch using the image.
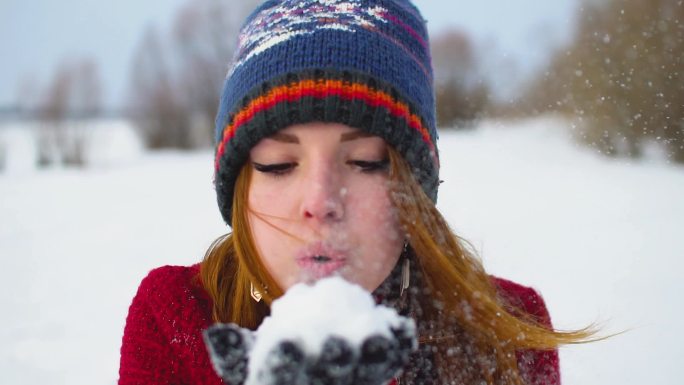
[307,337,355,385]
[203,323,254,385]
[204,277,418,385]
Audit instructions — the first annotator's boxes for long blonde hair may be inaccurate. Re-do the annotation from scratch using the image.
[200,146,596,383]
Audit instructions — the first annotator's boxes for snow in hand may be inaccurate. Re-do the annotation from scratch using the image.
[204,277,417,385]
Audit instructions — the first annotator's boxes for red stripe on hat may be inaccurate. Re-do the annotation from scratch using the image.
[215,79,436,171]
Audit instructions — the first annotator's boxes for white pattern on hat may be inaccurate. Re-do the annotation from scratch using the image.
[227,0,388,78]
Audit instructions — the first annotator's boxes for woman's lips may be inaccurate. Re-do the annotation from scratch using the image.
[295,242,348,279]
[296,257,347,279]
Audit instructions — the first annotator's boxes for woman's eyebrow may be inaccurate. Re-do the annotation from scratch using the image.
[340,131,374,142]
[269,132,299,143]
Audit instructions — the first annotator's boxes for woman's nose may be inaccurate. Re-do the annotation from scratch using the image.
[300,165,344,222]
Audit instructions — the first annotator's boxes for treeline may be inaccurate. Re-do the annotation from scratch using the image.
[7,0,490,172]
[11,0,681,168]
[521,0,683,162]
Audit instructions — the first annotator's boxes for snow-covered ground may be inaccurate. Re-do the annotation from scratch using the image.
[1,116,682,385]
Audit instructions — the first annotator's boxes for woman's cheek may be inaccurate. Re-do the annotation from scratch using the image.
[250,181,293,214]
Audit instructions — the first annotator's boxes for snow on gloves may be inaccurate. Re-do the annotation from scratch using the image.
[203,277,418,385]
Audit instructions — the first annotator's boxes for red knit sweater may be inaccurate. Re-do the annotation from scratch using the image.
[118,265,559,385]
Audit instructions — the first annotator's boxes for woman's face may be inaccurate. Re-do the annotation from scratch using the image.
[247,122,404,292]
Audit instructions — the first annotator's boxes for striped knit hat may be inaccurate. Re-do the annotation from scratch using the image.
[214,0,439,224]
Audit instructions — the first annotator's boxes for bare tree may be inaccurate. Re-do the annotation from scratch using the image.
[36,58,102,167]
[172,0,262,145]
[72,59,102,118]
[430,29,490,128]
[129,0,261,149]
[172,0,255,145]
[38,63,71,166]
[129,26,192,149]
[15,74,42,117]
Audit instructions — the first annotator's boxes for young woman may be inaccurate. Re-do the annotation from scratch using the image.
[119,1,595,384]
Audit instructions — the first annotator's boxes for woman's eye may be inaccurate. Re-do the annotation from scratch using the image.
[252,162,296,176]
[348,159,389,173]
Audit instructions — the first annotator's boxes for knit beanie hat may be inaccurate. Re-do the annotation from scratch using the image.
[214,0,439,225]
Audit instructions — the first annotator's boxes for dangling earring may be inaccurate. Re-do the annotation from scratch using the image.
[400,242,410,297]
[250,282,263,303]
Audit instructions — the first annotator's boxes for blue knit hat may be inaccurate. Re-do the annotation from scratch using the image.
[214,0,439,224]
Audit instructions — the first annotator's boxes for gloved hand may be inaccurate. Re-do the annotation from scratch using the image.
[204,319,416,385]
[203,323,254,385]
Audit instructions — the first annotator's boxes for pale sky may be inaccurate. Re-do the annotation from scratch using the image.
[0,0,580,110]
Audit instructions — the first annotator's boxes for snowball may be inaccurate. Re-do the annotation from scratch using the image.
[247,277,411,385]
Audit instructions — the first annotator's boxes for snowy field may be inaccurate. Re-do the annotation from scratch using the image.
[1,116,682,385]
